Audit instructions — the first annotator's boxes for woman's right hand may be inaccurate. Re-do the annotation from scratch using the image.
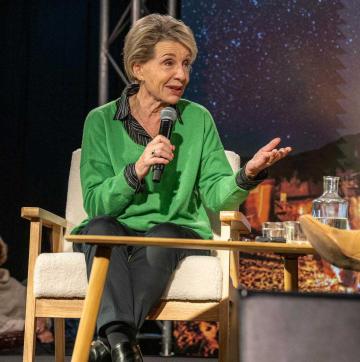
[135,135,175,180]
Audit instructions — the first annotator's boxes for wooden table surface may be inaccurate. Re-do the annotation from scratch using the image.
[66,234,316,255]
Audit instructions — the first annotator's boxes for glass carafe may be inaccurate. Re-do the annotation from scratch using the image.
[312,176,349,229]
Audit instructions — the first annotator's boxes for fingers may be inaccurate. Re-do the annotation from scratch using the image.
[260,137,281,152]
[263,146,292,166]
[151,135,175,149]
[142,136,175,171]
[246,141,292,178]
[135,137,175,180]
[149,143,174,162]
[149,152,173,164]
[276,147,292,161]
[260,135,292,159]
[147,156,171,166]
[149,135,175,154]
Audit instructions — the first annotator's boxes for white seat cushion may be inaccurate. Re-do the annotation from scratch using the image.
[162,256,222,301]
[34,253,88,298]
[34,253,222,301]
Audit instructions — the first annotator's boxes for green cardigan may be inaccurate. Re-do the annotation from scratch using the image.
[72,98,249,239]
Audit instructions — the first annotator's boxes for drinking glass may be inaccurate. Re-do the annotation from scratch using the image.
[262,222,284,239]
[283,221,307,244]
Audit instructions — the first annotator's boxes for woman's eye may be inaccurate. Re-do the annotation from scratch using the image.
[164,60,174,66]
[184,62,192,72]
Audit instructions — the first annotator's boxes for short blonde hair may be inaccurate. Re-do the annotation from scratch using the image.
[123,14,198,82]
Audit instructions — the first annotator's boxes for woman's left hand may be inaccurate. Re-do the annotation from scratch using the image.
[245,138,292,178]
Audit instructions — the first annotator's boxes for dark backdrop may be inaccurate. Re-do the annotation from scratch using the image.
[0,0,99,281]
[0,0,174,281]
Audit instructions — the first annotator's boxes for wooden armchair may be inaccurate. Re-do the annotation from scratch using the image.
[22,149,251,362]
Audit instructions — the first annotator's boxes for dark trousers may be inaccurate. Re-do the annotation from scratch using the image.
[73,216,209,337]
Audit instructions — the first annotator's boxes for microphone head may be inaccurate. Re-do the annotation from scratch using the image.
[160,107,177,122]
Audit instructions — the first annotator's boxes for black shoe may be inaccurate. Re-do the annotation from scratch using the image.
[111,341,143,362]
[88,339,111,362]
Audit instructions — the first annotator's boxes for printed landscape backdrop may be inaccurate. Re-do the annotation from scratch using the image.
[175,0,360,357]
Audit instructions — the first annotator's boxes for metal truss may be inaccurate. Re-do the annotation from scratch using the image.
[98,0,178,105]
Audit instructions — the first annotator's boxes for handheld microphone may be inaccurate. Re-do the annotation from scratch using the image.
[152,107,177,183]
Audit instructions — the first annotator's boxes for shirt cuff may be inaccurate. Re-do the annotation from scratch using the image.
[124,163,145,193]
[236,162,268,190]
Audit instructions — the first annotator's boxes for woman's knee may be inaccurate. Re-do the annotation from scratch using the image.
[146,222,197,239]
[145,246,180,271]
[81,215,128,236]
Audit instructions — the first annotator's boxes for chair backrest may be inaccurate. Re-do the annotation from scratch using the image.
[63,149,86,251]
[63,149,240,252]
[238,290,360,362]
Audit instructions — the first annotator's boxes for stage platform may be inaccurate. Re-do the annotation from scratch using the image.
[1,357,216,362]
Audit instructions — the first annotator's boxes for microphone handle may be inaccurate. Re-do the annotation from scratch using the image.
[152,119,173,183]
[152,167,163,183]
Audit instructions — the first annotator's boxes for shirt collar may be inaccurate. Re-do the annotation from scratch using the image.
[113,83,183,123]
[113,83,138,121]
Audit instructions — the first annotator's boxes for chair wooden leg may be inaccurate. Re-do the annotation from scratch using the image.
[23,221,42,362]
[218,298,230,362]
[54,318,65,362]
[229,286,239,361]
[23,307,36,362]
[72,246,112,362]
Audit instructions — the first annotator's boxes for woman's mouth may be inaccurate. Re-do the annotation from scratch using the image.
[167,85,183,96]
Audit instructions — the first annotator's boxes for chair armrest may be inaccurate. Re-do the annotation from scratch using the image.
[21,207,67,229]
[220,211,251,234]
[22,208,68,307]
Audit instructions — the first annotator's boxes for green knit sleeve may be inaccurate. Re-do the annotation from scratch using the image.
[80,109,135,218]
[197,109,249,212]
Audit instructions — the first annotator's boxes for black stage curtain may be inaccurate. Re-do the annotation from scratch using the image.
[0,0,101,280]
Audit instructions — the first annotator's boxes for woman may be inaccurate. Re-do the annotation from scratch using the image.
[73,14,291,362]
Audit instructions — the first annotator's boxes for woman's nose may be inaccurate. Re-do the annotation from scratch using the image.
[174,64,188,81]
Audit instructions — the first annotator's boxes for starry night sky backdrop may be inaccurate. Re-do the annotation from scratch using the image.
[181,0,360,158]
[175,3,360,355]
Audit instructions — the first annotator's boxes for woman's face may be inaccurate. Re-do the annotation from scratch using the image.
[134,40,192,105]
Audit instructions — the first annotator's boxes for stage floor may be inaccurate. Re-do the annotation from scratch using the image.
[0,357,216,362]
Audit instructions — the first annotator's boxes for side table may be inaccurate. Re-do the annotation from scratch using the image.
[66,235,316,361]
